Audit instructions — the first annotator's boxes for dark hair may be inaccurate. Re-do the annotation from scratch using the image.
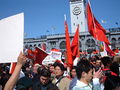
[76,60,93,79]
[54,62,65,71]
[110,62,119,76]
[16,77,33,90]
[70,66,77,72]
[101,56,112,66]
[94,55,100,60]
[39,68,51,77]
[104,75,120,90]
[70,66,77,78]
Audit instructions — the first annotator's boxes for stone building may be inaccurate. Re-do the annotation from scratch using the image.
[24,27,120,52]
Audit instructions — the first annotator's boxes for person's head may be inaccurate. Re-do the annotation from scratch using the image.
[54,62,65,78]
[39,68,51,85]
[110,62,119,75]
[33,63,41,74]
[95,59,101,67]
[101,56,112,68]
[16,76,33,90]
[104,75,120,90]
[113,56,120,64]
[89,57,96,66]
[49,65,55,73]
[76,60,93,83]
[29,59,34,66]
[70,66,77,78]
[25,66,31,72]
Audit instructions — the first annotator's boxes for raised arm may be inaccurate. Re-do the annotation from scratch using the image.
[4,52,27,90]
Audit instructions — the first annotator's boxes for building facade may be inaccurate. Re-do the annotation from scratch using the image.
[24,27,120,52]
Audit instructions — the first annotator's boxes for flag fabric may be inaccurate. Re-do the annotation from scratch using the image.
[41,43,46,51]
[26,49,35,60]
[9,62,17,74]
[86,3,110,44]
[115,48,119,53]
[65,21,73,68]
[104,43,115,56]
[34,47,48,64]
[71,25,80,60]
[51,48,60,52]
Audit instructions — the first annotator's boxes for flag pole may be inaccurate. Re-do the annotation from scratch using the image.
[77,24,80,57]
[64,14,66,21]
[64,14,72,76]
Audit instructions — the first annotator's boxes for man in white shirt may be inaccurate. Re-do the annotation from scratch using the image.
[72,60,102,90]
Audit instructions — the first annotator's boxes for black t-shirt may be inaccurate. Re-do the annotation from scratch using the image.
[33,81,54,90]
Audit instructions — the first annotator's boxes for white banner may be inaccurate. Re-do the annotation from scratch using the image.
[42,51,62,65]
[50,51,62,60]
[0,13,24,63]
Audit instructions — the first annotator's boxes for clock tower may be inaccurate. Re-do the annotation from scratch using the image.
[70,0,87,33]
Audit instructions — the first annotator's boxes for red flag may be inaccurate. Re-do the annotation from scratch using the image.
[41,43,46,51]
[26,49,35,59]
[9,62,17,74]
[104,43,115,56]
[86,3,110,44]
[34,47,48,64]
[71,25,80,60]
[65,21,73,67]
[115,48,119,53]
[51,48,60,52]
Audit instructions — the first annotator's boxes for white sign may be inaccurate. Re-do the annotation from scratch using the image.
[42,55,56,65]
[50,51,62,60]
[42,51,62,65]
[0,13,24,63]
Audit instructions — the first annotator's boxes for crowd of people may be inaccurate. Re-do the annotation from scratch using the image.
[0,51,120,90]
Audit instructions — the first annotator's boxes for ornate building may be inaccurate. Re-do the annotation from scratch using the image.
[24,27,120,52]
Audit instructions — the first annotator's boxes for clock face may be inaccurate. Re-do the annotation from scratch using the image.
[72,7,81,15]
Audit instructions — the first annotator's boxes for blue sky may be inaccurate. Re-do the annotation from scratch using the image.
[0,0,120,38]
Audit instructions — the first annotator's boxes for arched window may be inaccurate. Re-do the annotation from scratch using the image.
[118,37,120,44]
[50,41,56,49]
[34,44,36,47]
[29,45,33,49]
[79,41,81,48]
[24,44,28,48]
[38,44,41,47]
[29,45,32,47]
[60,41,66,49]
[111,38,116,43]
[111,38,116,49]
[50,41,56,45]
[85,39,95,47]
